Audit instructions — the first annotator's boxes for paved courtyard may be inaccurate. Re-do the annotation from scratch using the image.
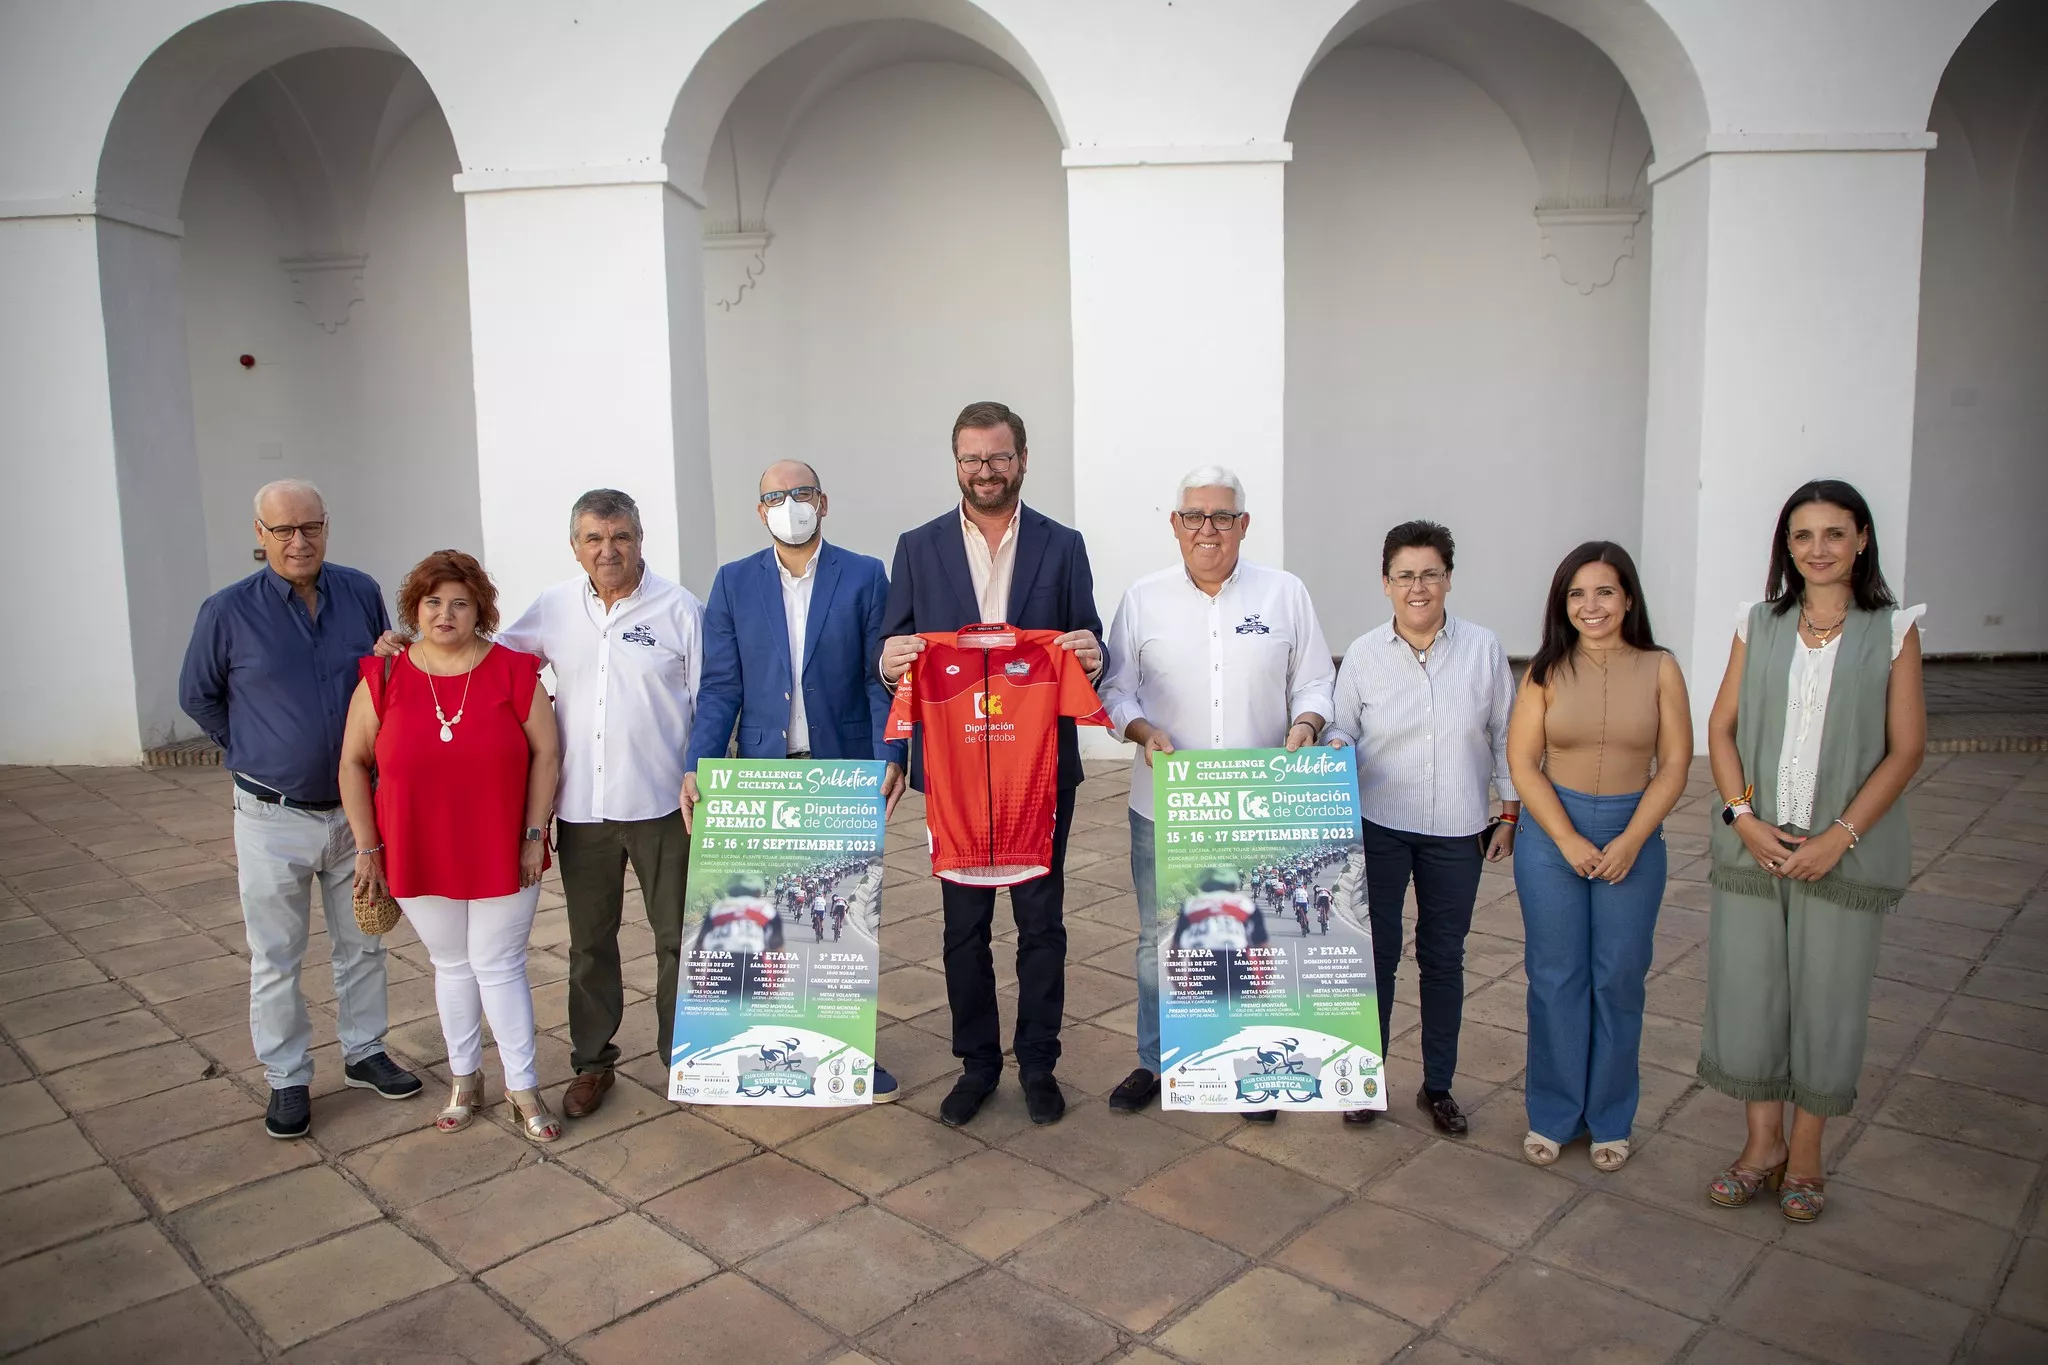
[0,752,2044,1364]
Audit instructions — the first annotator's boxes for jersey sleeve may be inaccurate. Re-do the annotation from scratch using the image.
[885,658,918,740]
[1057,648,1113,729]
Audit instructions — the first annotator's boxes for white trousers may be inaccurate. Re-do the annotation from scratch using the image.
[399,885,542,1091]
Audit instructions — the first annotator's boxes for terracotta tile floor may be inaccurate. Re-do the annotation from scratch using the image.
[1,754,2045,1363]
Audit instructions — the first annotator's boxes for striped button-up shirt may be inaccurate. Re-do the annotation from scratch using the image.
[1324,615,1518,838]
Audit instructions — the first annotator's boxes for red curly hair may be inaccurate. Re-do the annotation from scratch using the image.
[396,549,499,637]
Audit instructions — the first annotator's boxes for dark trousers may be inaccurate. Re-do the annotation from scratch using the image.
[1363,818,1485,1093]
[555,813,688,1074]
[941,787,1076,1078]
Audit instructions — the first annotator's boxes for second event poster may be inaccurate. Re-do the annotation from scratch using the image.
[668,759,886,1106]
[1151,747,1385,1113]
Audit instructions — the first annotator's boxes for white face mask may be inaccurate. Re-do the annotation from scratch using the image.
[766,498,819,547]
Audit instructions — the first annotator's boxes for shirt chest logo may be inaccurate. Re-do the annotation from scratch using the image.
[1003,660,1031,679]
[1234,614,1271,635]
[621,625,658,647]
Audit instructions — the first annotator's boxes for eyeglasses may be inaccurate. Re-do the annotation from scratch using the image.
[1176,511,1242,531]
[956,454,1018,472]
[259,519,328,544]
[758,486,821,507]
[1389,570,1448,588]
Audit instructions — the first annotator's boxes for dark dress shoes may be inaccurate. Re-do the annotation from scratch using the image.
[1021,1072,1066,1125]
[564,1070,614,1118]
[1244,1109,1278,1124]
[1417,1087,1469,1136]
[265,1085,311,1139]
[1342,1107,1379,1126]
[1107,1068,1159,1113]
[938,1072,1001,1128]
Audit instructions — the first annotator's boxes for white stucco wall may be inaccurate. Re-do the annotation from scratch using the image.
[181,94,478,610]
[1286,43,1651,654]
[1907,95,2048,654]
[0,0,2027,763]
[702,60,1071,567]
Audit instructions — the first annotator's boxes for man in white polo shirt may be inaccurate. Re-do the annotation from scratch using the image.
[498,488,704,1118]
[1096,466,1335,1117]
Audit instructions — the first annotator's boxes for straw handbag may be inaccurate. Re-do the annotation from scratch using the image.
[352,653,403,935]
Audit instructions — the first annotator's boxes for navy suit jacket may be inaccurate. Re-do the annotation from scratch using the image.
[881,503,1105,791]
[686,542,893,768]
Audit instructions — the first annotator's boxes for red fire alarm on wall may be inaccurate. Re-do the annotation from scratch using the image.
[239,354,256,369]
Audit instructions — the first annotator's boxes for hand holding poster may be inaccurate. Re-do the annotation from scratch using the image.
[669,759,886,1106]
[1152,748,1385,1113]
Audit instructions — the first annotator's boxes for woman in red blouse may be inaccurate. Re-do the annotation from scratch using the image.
[340,550,563,1141]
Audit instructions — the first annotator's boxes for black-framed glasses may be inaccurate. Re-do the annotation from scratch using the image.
[758,486,821,507]
[259,518,328,543]
[1176,510,1242,531]
[956,453,1018,472]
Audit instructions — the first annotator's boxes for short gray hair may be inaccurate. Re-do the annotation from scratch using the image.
[253,479,324,519]
[569,488,642,539]
[1174,466,1246,512]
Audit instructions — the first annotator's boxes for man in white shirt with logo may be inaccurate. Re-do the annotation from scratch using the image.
[1096,466,1335,1117]
[498,489,704,1119]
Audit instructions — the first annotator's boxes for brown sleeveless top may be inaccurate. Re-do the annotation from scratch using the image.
[1542,647,1664,795]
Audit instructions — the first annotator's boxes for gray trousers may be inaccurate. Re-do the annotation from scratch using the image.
[1698,878,1886,1118]
[232,789,390,1090]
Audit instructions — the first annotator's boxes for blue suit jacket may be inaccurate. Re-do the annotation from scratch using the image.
[686,542,893,768]
[881,503,1105,791]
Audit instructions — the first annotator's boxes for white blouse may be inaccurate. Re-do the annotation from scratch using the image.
[1735,603,1926,829]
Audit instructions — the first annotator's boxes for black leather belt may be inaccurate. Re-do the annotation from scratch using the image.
[234,775,341,812]
[786,750,812,759]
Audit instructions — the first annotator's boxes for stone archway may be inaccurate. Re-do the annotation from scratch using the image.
[1908,0,2048,658]
[667,1,1071,570]
[92,2,472,755]
[1284,0,1686,651]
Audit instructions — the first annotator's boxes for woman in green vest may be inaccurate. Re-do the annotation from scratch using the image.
[1699,479,1926,1223]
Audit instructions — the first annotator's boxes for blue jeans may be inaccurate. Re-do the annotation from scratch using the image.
[1515,786,1665,1144]
[1131,811,1162,1072]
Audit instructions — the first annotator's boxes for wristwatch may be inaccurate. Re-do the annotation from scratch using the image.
[523,826,545,842]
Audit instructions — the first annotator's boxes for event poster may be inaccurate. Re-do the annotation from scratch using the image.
[1151,747,1384,1113]
[668,759,887,1106]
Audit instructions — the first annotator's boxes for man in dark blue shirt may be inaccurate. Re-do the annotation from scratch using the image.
[179,479,420,1139]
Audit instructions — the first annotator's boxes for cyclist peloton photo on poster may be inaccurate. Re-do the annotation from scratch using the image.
[1152,747,1385,1114]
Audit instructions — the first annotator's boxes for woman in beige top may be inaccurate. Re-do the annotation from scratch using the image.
[1507,542,1692,1171]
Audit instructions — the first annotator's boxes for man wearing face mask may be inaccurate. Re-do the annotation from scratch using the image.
[683,461,902,1100]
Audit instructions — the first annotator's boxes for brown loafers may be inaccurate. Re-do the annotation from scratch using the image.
[563,1069,613,1118]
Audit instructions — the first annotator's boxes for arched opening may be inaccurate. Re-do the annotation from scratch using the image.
[1908,0,2048,656]
[97,2,473,751]
[669,4,1070,567]
[1285,0,1672,652]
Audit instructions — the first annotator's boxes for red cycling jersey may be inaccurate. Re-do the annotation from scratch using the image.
[887,624,1111,885]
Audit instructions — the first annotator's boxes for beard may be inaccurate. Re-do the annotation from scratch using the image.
[962,473,1020,512]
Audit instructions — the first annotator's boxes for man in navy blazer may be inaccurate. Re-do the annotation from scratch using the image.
[684,459,901,1098]
[879,401,1106,1129]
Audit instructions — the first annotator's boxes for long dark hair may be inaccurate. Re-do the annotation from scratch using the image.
[1765,479,1897,614]
[1527,541,1658,686]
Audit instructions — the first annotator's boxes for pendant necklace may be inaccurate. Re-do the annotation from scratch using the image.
[424,644,479,742]
[1799,600,1846,647]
